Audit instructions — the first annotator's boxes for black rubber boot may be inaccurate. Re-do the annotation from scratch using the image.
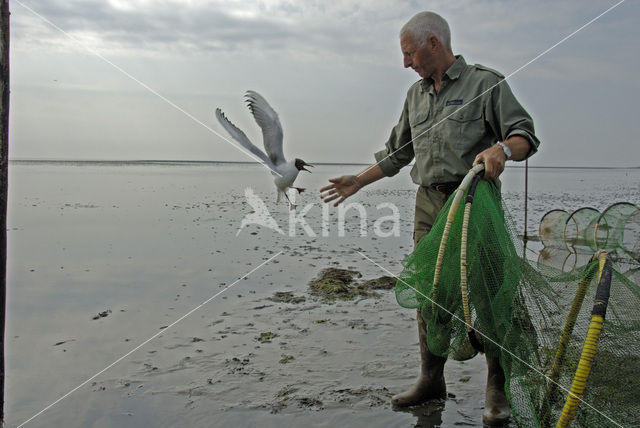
[482,356,511,425]
[392,310,447,407]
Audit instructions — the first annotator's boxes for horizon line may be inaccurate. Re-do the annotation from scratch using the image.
[8,158,640,169]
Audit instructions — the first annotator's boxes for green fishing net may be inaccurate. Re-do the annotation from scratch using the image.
[395,180,640,427]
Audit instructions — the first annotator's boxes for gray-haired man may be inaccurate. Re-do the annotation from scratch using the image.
[321,11,539,425]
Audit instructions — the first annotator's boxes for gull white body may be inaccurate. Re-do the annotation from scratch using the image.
[272,160,300,202]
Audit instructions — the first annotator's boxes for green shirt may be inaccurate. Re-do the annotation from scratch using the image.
[374,55,540,186]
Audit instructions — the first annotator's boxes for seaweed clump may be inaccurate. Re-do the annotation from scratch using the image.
[361,276,396,290]
[309,268,395,302]
[268,291,306,304]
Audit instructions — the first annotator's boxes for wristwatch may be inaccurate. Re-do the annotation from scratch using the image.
[497,142,512,160]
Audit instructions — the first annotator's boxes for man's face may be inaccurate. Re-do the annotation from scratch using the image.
[400,33,433,79]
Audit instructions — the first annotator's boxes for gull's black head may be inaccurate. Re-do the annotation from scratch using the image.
[295,158,313,173]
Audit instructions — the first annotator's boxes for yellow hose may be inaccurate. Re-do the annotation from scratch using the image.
[555,252,611,428]
[556,315,604,427]
[541,254,598,425]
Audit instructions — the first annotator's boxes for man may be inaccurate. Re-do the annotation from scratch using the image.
[320,11,539,426]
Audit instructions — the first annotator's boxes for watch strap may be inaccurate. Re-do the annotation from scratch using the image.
[497,142,512,160]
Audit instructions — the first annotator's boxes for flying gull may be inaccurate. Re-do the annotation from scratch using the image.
[215,90,312,210]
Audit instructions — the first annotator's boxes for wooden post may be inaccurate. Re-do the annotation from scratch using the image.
[524,158,529,242]
[0,0,9,425]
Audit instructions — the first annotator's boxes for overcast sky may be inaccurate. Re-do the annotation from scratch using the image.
[8,0,640,167]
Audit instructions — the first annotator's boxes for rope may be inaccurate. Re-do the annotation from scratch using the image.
[431,163,485,311]
[460,172,485,352]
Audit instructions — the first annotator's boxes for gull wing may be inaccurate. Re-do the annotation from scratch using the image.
[215,108,277,172]
[245,90,286,166]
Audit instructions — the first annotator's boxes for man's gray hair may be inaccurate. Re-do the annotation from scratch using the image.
[400,11,452,53]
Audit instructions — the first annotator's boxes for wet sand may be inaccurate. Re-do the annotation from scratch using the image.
[5,162,639,427]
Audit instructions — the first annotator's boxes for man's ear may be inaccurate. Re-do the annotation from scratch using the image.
[429,34,439,52]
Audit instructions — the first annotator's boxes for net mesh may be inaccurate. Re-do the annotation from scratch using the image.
[395,180,640,427]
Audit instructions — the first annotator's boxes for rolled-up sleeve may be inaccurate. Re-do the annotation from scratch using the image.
[374,99,415,176]
[485,80,540,159]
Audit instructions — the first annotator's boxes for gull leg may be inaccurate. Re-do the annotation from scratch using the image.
[284,192,296,211]
[294,187,306,194]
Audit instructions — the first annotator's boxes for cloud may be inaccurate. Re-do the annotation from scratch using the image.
[13,0,410,60]
[15,0,634,74]
[14,1,288,53]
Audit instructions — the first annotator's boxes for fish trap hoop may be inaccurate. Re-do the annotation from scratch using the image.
[540,209,569,248]
[537,247,593,273]
[594,202,640,259]
[621,208,640,260]
[563,207,600,250]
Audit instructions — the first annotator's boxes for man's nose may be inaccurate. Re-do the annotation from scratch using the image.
[403,56,412,68]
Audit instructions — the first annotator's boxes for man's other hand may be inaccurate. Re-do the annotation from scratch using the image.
[474,136,531,179]
[473,145,506,180]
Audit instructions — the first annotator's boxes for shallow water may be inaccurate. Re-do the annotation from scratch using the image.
[5,162,639,427]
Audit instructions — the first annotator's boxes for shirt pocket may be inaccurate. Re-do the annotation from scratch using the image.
[443,103,485,151]
[408,110,430,135]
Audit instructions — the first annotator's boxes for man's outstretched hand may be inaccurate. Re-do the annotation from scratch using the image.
[320,164,385,207]
[320,175,362,207]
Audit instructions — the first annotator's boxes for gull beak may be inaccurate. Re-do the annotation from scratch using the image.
[302,163,314,173]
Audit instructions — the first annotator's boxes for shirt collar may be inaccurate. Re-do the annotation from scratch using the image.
[444,55,466,81]
[421,55,466,92]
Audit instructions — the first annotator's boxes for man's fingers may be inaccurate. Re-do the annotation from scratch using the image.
[333,196,346,207]
[323,193,340,203]
[484,162,496,179]
[483,162,504,180]
[320,184,335,193]
[321,189,340,200]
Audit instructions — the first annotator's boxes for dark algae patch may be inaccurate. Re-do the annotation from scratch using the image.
[361,275,396,290]
[279,354,295,364]
[92,309,111,320]
[255,331,279,343]
[268,291,306,304]
[308,268,396,302]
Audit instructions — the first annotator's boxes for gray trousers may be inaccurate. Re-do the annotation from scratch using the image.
[413,186,450,248]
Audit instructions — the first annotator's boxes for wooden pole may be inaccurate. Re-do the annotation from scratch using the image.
[0,0,9,425]
[524,158,529,242]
